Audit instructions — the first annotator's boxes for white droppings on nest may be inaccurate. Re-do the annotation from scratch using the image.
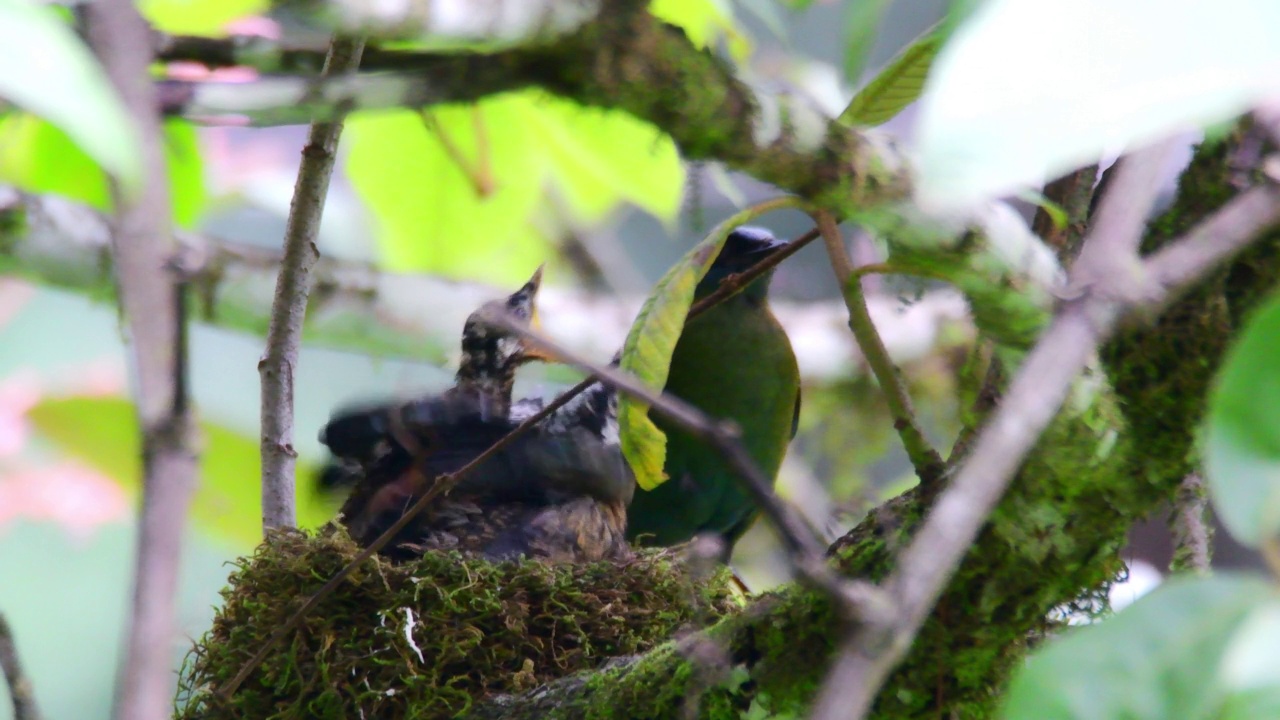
[402,607,425,664]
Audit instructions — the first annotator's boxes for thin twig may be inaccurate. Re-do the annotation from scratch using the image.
[85,3,199,720]
[420,109,494,196]
[1069,139,1184,300]
[0,611,41,720]
[814,211,946,486]
[488,314,863,602]
[218,224,830,698]
[217,373,595,700]
[1169,473,1211,574]
[811,145,1280,720]
[685,227,820,318]
[260,36,366,531]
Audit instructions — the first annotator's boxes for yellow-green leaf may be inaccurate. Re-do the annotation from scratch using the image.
[28,395,330,548]
[618,198,803,490]
[840,26,943,127]
[138,0,267,35]
[0,115,207,228]
[0,0,141,189]
[344,101,551,285]
[345,91,685,285]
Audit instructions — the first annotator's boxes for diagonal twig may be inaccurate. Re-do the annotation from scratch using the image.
[811,143,1280,720]
[0,611,41,720]
[260,36,366,531]
[814,210,946,487]
[217,224,825,698]
[487,314,875,609]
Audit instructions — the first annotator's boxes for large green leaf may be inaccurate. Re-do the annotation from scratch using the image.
[915,0,1280,211]
[617,198,802,490]
[1003,574,1278,720]
[0,115,207,228]
[27,395,332,548]
[138,0,267,35]
[344,91,684,285]
[1204,292,1280,548]
[840,26,943,127]
[0,0,140,189]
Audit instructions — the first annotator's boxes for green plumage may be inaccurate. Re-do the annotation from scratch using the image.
[625,228,801,552]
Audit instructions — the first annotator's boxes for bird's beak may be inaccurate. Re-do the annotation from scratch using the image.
[518,264,558,363]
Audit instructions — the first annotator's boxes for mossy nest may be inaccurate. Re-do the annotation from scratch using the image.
[176,526,740,719]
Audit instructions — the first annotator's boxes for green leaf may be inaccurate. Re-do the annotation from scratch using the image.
[1205,292,1280,548]
[344,102,551,285]
[618,198,803,490]
[842,0,895,85]
[1003,574,1277,720]
[27,395,332,548]
[0,115,207,228]
[344,92,684,285]
[916,0,1280,211]
[138,0,268,35]
[840,26,943,127]
[525,96,684,224]
[0,0,140,189]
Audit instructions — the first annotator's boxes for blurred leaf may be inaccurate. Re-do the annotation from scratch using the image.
[652,0,752,60]
[527,96,684,224]
[345,102,549,285]
[27,395,330,548]
[0,115,207,228]
[1003,574,1276,720]
[0,0,140,189]
[618,198,801,490]
[345,92,683,285]
[1204,292,1280,548]
[916,0,1280,211]
[841,26,942,127]
[138,0,267,35]
[842,0,894,84]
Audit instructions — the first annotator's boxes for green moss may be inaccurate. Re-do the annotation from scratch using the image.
[175,526,738,720]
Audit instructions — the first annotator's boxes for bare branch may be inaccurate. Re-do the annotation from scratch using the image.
[1144,184,1280,300]
[260,36,366,531]
[487,314,875,611]
[0,611,41,720]
[813,145,1280,720]
[217,372,598,699]
[84,1,198,719]
[1170,473,1212,574]
[0,189,964,383]
[815,211,946,487]
[1070,139,1184,299]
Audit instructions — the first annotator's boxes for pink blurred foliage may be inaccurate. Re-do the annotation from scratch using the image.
[0,362,131,539]
[0,278,35,328]
[0,461,130,542]
[0,370,40,458]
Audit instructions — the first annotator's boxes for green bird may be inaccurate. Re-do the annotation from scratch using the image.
[625,227,801,556]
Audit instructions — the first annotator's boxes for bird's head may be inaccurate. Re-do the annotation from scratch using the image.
[695,226,787,303]
[458,265,556,388]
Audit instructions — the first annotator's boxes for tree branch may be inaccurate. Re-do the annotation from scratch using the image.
[260,36,365,531]
[0,611,40,720]
[815,210,946,487]
[154,8,907,210]
[0,187,967,383]
[814,142,1280,720]
[1170,473,1212,574]
[84,2,199,720]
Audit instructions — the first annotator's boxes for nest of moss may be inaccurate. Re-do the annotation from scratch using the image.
[176,526,740,719]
